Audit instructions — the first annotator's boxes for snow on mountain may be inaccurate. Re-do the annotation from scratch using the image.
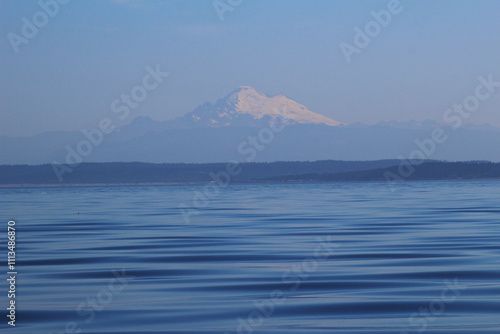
[173,86,341,127]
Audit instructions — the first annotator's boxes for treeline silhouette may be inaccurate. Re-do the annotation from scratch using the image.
[269,161,500,182]
[1,160,500,185]
[0,160,399,184]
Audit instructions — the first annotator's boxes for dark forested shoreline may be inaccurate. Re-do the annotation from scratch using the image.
[1,160,499,186]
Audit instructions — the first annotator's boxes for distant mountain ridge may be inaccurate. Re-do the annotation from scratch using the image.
[2,86,500,165]
[170,86,341,128]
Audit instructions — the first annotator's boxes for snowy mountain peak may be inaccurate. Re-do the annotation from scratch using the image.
[236,85,262,93]
[225,86,269,108]
[176,86,341,127]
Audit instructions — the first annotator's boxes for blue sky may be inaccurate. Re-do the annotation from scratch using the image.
[1,0,500,136]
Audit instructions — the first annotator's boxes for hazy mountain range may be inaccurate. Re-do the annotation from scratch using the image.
[2,86,500,165]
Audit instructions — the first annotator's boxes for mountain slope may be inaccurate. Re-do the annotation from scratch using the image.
[3,86,500,165]
[172,86,341,127]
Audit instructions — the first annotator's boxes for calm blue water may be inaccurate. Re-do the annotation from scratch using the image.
[1,182,499,333]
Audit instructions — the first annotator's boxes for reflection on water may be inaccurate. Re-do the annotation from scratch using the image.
[1,181,499,333]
